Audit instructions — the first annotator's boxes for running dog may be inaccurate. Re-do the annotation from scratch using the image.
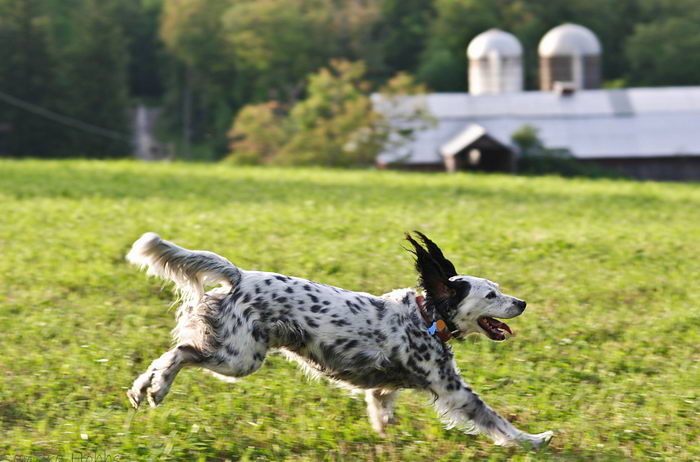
[126,232,552,447]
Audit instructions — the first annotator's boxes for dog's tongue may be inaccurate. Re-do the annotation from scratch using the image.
[492,318,513,335]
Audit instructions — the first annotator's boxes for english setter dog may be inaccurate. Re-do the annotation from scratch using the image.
[126,232,553,448]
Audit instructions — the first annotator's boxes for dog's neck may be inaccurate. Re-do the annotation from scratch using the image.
[416,294,454,342]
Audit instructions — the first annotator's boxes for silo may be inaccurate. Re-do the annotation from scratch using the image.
[538,23,602,91]
[467,29,523,95]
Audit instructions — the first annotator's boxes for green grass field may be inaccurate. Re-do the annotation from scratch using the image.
[1,159,699,461]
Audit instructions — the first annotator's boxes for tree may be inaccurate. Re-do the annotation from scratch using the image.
[0,0,67,156]
[160,0,236,155]
[226,61,433,167]
[378,0,435,73]
[61,0,131,157]
[625,16,700,86]
[226,102,291,165]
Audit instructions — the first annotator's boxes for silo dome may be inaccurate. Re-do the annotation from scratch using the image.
[467,29,523,95]
[538,23,602,91]
[538,24,601,57]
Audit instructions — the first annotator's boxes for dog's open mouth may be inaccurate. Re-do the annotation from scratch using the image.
[477,317,513,341]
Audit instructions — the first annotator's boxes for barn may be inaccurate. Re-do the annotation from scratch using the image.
[375,25,700,181]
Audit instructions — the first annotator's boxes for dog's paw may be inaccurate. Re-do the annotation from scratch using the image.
[127,387,145,409]
[127,372,153,409]
[521,430,554,449]
[146,384,167,408]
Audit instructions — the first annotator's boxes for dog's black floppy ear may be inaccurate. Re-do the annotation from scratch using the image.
[413,231,457,278]
[406,233,454,301]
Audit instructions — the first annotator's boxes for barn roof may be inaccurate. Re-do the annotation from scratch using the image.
[373,86,700,164]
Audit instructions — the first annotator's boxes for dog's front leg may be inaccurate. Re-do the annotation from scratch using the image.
[431,375,553,448]
[127,344,203,409]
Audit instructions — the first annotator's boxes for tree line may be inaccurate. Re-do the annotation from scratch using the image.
[1,0,698,160]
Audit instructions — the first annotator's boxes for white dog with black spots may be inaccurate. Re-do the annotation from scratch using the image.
[126,232,553,448]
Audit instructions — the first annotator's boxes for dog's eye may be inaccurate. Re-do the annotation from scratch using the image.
[485,291,497,299]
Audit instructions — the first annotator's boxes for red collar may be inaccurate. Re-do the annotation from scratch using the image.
[416,294,452,342]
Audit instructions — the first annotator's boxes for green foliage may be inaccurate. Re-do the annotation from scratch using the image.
[61,0,131,158]
[226,102,291,165]
[625,15,700,86]
[0,0,137,158]
[1,159,700,460]
[512,124,623,179]
[222,0,330,102]
[227,62,433,167]
[0,0,67,156]
[2,0,700,159]
[511,124,545,158]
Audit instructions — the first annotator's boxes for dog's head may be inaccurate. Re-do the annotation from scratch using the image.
[406,232,526,341]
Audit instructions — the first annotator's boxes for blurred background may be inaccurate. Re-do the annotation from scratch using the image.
[1,0,700,178]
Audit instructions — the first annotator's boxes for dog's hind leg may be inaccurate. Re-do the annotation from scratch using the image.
[365,389,399,437]
[127,344,204,409]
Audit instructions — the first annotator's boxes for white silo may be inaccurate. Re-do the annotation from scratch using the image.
[538,23,602,91]
[467,29,523,95]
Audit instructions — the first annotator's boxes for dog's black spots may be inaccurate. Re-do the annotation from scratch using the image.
[242,307,254,321]
[177,344,205,362]
[390,345,400,357]
[334,338,348,347]
[310,305,321,313]
[264,279,273,286]
[255,286,261,294]
[359,330,374,339]
[371,299,386,320]
[242,293,251,304]
[283,303,293,310]
[406,357,428,377]
[231,291,243,304]
[391,326,397,333]
[225,345,239,357]
[303,284,312,291]
[373,330,387,343]
[285,287,294,294]
[304,316,320,328]
[257,300,270,311]
[277,296,287,303]
[322,300,330,306]
[319,342,337,361]
[253,352,265,362]
[274,275,288,282]
[256,307,270,323]
[330,319,350,327]
[485,291,496,299]
[320,308,329,314]
[297,300,304,305]
[251,324,269,342]
[351,351,373,365]
[309,294,319,303]
[345,300,364,315]
[365,319,371,325]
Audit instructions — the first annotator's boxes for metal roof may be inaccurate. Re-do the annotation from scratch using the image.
[374,86,700,164]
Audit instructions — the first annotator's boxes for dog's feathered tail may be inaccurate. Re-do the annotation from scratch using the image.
[127,233,241,306]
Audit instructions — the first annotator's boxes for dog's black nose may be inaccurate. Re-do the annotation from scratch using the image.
[515,300,527,312]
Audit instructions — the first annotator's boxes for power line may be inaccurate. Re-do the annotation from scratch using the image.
[0,89,132,142]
